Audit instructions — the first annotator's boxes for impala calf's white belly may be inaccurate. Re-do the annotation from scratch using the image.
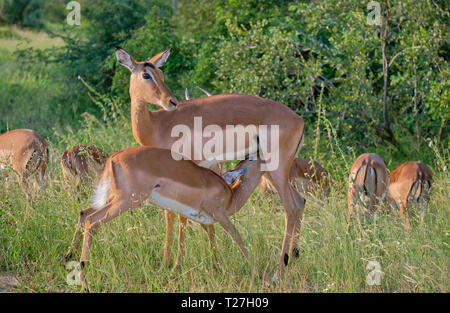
[150,190,215,224]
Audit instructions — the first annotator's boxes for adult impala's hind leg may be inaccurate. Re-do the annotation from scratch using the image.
[399,200,411,230]
[419,180,431,225]
[290,193,306,259]
[18,176,33,216]
[268,165,301,277]
[64,207,97,261]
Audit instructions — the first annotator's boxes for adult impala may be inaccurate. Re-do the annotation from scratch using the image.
[347,153,389,229]
[387,161,432,229]
[0,129,48,203]
[260,158,330,198]
[64,146,264,291]
[115,47,305,275]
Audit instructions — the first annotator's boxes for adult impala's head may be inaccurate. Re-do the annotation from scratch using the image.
[115,47,178,111]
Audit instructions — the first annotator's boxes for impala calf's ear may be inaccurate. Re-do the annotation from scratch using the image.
[150,48,172,68]
[115,47,136,72]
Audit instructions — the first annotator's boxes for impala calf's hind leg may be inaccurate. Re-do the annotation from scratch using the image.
[79,199,131,291]
[65,207,97,261]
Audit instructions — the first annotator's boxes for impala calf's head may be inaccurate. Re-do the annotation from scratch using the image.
[115,47,178,111]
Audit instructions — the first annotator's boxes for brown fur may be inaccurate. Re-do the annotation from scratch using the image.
[61,144,108,188]
[64,147,263,291]
[116,47,306,275]
[387,161,432,229]
[347,153,389,229]
[0,129,48,201]
[260,158,330,197]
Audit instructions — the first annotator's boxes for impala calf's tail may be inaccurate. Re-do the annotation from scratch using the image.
[92,159,113,210]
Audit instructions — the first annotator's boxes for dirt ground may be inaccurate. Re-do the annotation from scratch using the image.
[0,273,18,292]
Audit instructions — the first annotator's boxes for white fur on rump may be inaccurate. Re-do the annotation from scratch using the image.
[92,176,111,210]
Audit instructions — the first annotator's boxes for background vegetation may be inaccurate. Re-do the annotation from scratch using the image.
[0,0,448,292]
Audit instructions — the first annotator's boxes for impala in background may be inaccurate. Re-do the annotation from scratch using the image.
[61,144,108,191]
[387,161,432,229]
[347,153,389,230]
[0,129,48,211]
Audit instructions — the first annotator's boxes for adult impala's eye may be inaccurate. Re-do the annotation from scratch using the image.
[143,72,151,80]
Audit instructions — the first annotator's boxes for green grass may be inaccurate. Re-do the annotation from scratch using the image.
[0,112,448,292]
[0,26,63,52]
[0,26,448,293]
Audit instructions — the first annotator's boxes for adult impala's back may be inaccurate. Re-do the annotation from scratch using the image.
[387,161,432,229]
[115,47,305,275]
[0,129,48,200]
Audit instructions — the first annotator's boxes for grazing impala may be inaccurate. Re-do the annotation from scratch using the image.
[64,147,264,291]
[260,158,330,198]
[115,47,305,276]
[387,161,432,229]
[347,153,389,228]
[61,144,108,189]
[0,129,48,201]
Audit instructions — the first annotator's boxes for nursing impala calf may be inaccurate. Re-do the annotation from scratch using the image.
[387,161,432,229]
[260,158,330,198]
[347,153,389,228]
[0,129,48,200]
[61,144,108,190]
[64,146,263,292]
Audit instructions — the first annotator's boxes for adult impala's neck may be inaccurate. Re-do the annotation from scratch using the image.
[130,97,157,146]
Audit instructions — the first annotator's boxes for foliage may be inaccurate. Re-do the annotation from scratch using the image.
[106,3,190,102]
[0,0,448,292]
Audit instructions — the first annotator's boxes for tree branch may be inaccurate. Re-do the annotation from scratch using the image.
[388,46,422,68]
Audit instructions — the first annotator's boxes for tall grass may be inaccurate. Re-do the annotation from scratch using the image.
[0,89,448,292]
[0,27,448,293]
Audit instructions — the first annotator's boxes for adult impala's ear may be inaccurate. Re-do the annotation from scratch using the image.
[115,47,136,71]
[149,48,172,68]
